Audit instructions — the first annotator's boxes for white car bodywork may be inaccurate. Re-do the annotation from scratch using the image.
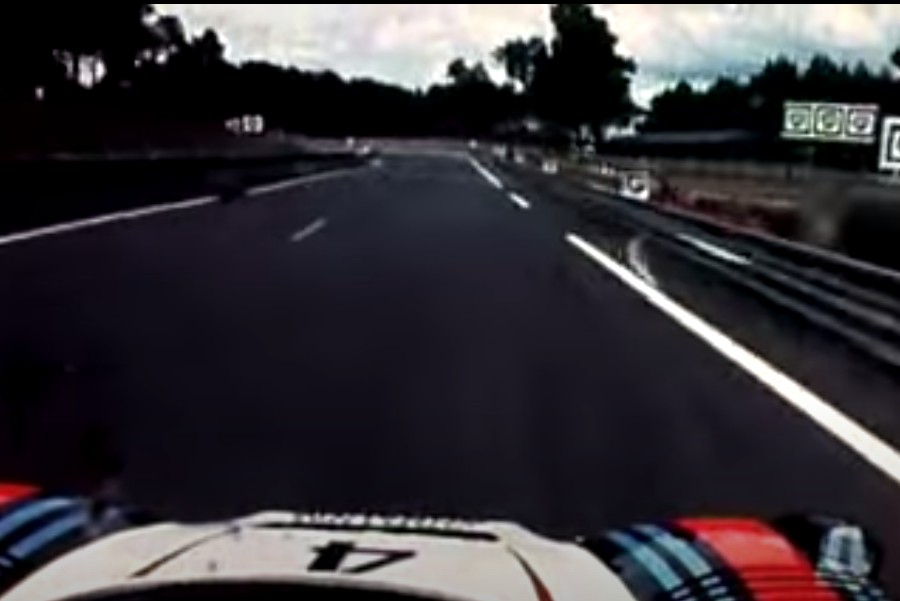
[5,513,638,601]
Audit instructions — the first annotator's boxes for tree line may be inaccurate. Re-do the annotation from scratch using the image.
[4,3,900,149]
[642,53,900,135]
[0,4,635,143]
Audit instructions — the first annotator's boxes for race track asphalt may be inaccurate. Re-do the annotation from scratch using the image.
[0,154,899,591]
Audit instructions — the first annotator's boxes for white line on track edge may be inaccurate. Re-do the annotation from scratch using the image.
[469,158,504,190]
[0,165,365,249]
[246,165,363,197]
[509,192,531,210]
[290,218,328,244]
[567,232,900,487]
[0,195,218,248]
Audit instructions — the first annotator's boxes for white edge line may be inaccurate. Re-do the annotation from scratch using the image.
[469,158,504,190]
[566,232,900,487]
[0,195,217,248]
[0,165,366,249]
[508,192,531,210]
[247,165,363,197]
[247,177,307,197]
[290,218,328,244]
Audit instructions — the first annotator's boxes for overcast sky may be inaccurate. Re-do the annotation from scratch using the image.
[156,4,900,104]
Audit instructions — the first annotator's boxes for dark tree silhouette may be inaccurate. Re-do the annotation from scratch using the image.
[429,58,517,137]
[0,4,625,147]
[642,52,900,135]
[491,4,636,140]
[493,37,548,92]
[634,50,900,169]
[151,15,190,61]
[6,2,900,155]
[541,4,636,133]
[446,58,491,86]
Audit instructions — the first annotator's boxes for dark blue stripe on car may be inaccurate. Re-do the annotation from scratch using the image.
[10,511,87,559]
[608,530,682,592]
[637,525,715,579]
[0,499,77,541]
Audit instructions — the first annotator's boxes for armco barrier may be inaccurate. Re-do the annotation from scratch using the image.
[0,151,365,236]
[490,147,900,370]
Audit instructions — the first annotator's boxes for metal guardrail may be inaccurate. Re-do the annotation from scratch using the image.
[609,197,900,370]
[0,150,367,236]
[491,148,900,371]
[640,195,900,299]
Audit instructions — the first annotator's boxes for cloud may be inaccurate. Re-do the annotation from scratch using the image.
[156,4,900,102]
[156,4,549,87]
[596,4,900,103]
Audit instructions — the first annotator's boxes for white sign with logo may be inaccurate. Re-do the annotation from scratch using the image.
[783,102,878,144]
[783,102,814,140]
[814,104,845,137]
[619,172,651,202]
[879,116,900,172]
[846,106,879,140]
[228,115,266,136]
[242,115,265,135]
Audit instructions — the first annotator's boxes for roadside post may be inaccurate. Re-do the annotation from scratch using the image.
[878,116,900,183]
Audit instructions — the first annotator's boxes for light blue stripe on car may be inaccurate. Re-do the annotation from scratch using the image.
[637,525,714,578]
[10,512,87,559]
[0,499,75,541]
[608,531,681,592]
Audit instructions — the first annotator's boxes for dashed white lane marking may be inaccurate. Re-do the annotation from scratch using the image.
[290,218,328,244]
[469,158,504,190]
[567,232,900,487]
[0,195,218,248]
[246,166,363,197]
[508,192,531,210]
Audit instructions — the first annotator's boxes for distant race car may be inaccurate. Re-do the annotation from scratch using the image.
[0,483,889,601]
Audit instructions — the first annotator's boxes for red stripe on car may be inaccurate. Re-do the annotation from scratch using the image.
[0,484,38,509]
[679,519,843,601]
